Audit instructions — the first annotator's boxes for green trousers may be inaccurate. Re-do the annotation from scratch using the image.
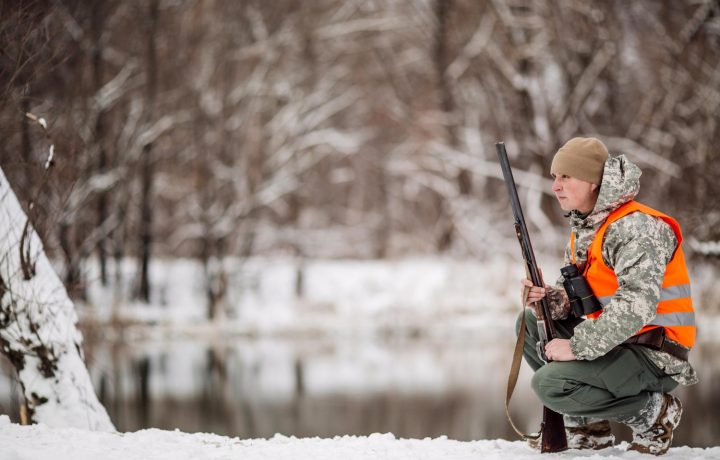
[516,309,678,424]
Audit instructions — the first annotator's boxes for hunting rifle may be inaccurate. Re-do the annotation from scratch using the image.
[496,141,568,453]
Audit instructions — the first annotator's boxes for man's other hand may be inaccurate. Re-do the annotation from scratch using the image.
[545,338,576,361]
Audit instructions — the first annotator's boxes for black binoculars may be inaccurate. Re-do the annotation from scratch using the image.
[561,264,602,317]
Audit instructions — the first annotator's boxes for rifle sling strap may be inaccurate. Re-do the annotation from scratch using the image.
[504,277,541,442]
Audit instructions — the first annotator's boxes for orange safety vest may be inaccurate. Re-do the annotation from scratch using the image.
[569,201,695,348]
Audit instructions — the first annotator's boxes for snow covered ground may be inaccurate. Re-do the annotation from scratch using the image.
[2,415,719,460]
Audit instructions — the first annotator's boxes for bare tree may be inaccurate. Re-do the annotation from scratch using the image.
[0,165,114,430]
[136,0,160,302]
[3,0,719,276]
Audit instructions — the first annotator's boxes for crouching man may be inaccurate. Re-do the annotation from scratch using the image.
[518,137,697,455]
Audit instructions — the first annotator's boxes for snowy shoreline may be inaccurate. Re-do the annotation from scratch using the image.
[2,415,718,460]
[76,256,720,343]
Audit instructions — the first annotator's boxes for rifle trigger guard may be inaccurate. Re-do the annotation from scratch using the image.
[536,341,548,364]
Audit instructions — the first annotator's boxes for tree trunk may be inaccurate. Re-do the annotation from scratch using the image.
[92,1,109,286]
[136,0,160,302]
[58,221,85,300]
[432,0,463,252]
[0,167,115,431]
[434,0,472,195]
[20,96,33,188]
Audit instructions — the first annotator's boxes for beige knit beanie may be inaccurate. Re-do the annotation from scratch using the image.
[551,137,609,185]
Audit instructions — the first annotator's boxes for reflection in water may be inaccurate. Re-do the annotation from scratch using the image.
[0,335,717,447]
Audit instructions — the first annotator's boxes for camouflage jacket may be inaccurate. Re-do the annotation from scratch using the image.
[547,155,698,385]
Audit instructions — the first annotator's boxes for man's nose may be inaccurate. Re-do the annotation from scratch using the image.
[551,177,561,192]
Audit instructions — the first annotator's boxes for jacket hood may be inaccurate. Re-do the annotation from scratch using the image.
[569,155,641,229]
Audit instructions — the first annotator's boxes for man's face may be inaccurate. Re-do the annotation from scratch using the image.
[551,174,599,213]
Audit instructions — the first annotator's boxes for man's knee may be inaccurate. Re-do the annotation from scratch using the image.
[531,363,567,406]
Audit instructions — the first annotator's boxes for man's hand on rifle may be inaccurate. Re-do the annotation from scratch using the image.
[544,338,576,361]
[520,278,547,313]
[520,278,572,321]
[520,278,547,318]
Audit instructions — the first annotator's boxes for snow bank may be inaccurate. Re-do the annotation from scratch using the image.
[0,416,717,460]
[79,256,547,340]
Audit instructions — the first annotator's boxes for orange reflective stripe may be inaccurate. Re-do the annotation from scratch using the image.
[571,201,695,348]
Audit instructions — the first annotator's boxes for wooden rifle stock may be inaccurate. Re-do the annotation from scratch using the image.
[496,142,568,453]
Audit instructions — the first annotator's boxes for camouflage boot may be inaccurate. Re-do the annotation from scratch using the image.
[627,393,683,456]
[526,418,614,451]
[566,420,615,450]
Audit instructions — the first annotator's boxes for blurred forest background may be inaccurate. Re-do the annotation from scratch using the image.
[3,0,720,445]
[2,0,719,304]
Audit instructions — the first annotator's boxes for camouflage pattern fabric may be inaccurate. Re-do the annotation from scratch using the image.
[616,391,665,432]
[547,155,697,386]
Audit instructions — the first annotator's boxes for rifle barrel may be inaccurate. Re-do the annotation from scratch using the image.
[496,141,568,453]
[495,142,554,335]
